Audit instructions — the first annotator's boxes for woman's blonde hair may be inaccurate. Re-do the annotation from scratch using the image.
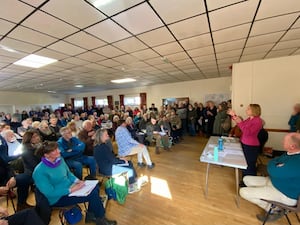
[249,104,261,116]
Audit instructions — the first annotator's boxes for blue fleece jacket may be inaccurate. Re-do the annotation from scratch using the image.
[57,137,85,159]
[268,153,300,199]
[32,158,77,205]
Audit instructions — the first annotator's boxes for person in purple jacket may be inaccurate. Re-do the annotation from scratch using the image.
[228,104,263,178]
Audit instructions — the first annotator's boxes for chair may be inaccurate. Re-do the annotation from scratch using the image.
[35,188,87,225]
[0,189,16,213]
[261,196,300,225]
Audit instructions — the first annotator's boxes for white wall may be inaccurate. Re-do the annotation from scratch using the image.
[232,55,300,150]
[68,77,232,106]
[0,91,67,114]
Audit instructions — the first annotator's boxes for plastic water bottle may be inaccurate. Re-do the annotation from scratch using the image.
[218,137,224,151]
[213,146,219,161]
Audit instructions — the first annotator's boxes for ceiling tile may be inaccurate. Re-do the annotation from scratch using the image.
[0,19,16,36]
[0,49,27,59]
[34,48,69,60]
[266,48,297,58]
[76,51,106,62]
[180,33,212,50]
[1,37,41,53]
[168,14,209,40]
[216,49,242,59]
[98,59,122,67]
[48,41,86,56]
[153,42,183,56]
[239,52,266,62]
[145,57,165,66]
[131,49,159,60]
[85,19,131,42]
[137,27,175,47]
[187,46,215,57]
[256,0,300,20]
[217,56,239,64]
[62,57,90,65]
[172,58,194,66]
[22,11,79,39]
[210,0,258,31]
[20,0,47,7]
[64,32,106,50]
[282,28,300,41]
[87,0,144,16]
[165,52,189,62]
[207,0,245,11]
[113,3,163,35]
[247,31,284,47]
[1,0,34,23]
[215,39,245,53]
[273,39,300,51]
[292,19,300,29]
[150,0,205,24]
[41,0,105,29]
[243,43,274,55]
[251,13,299,36]
[113,54,138,64]
[213,23,251,44]
[8,25,57,46]
[112,37,147,53]
[291,48,300,55]
[193,54,216,63]
[93,45,125,58]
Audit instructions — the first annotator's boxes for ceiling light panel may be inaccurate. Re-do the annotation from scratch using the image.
[87,0,144,16]
[113,3,163,35]
[22,11,79,39]
[85,19,131,42]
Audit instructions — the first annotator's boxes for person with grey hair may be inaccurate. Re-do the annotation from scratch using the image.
[288,103,300,132]
[78,120,95,156]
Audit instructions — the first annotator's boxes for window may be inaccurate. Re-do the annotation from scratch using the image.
[96,98,108,106]
[74,100,83,108]
[59,103,65,107]
[124,96,140,106]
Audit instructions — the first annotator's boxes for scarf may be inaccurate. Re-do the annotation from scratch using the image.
[41,157,62,168]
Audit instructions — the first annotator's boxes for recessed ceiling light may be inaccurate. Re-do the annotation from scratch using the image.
[13,54,57,68]
[75,84,84,88]
[111,78,136,84]
[92,0,113,8]
[0,45,16,53]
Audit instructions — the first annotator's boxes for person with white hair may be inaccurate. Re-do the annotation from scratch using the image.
[240,133,300,222]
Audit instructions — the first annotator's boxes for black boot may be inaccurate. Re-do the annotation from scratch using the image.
[85,211,96,223]
[96,217,117,225]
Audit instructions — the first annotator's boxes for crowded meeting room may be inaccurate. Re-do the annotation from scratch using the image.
[1,0,300,225]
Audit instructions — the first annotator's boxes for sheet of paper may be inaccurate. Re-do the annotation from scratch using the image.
[69,180,98,197]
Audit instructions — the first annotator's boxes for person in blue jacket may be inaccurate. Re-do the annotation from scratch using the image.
[33,141,117,225]
[240,133,300,222]
[57,127,96,180]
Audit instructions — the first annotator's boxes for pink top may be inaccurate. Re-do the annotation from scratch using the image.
[238,116,262,146]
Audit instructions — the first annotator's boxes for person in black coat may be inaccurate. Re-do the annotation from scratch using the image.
[93,129,137,184]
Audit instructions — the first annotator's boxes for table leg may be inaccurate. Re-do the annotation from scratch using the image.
[235,168,240,207]
[205,163,210,198]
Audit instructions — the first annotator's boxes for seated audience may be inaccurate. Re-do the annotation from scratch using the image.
[38,120,58,142]
[139,113,149,131]
[31,121,40,130]
[78,120,95,156]
[133,112,141,130]
[115,120,155,169]
[57,127,96,180]
[0,206,45,225]
[67,121,79,137]
[126,117,136,139]
[17,119,31,137]
[32,142,117,225]
[49,117,61,139]
[94,129,137,185]
[72,113,83,131]
[240,133,300,222]
[146,117,170,154]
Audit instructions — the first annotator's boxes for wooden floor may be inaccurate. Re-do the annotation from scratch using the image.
[2,136,296,225]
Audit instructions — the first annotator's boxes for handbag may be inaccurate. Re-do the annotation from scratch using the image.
[59,205,82,225]
[105,172,128,204]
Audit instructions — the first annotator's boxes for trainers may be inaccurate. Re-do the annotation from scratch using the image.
[256,210,284,222]
[147,163,155,169]
[137,162,146,168]
[128,182,141,194]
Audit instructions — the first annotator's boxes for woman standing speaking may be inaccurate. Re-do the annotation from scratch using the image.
[228,104,263,177]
